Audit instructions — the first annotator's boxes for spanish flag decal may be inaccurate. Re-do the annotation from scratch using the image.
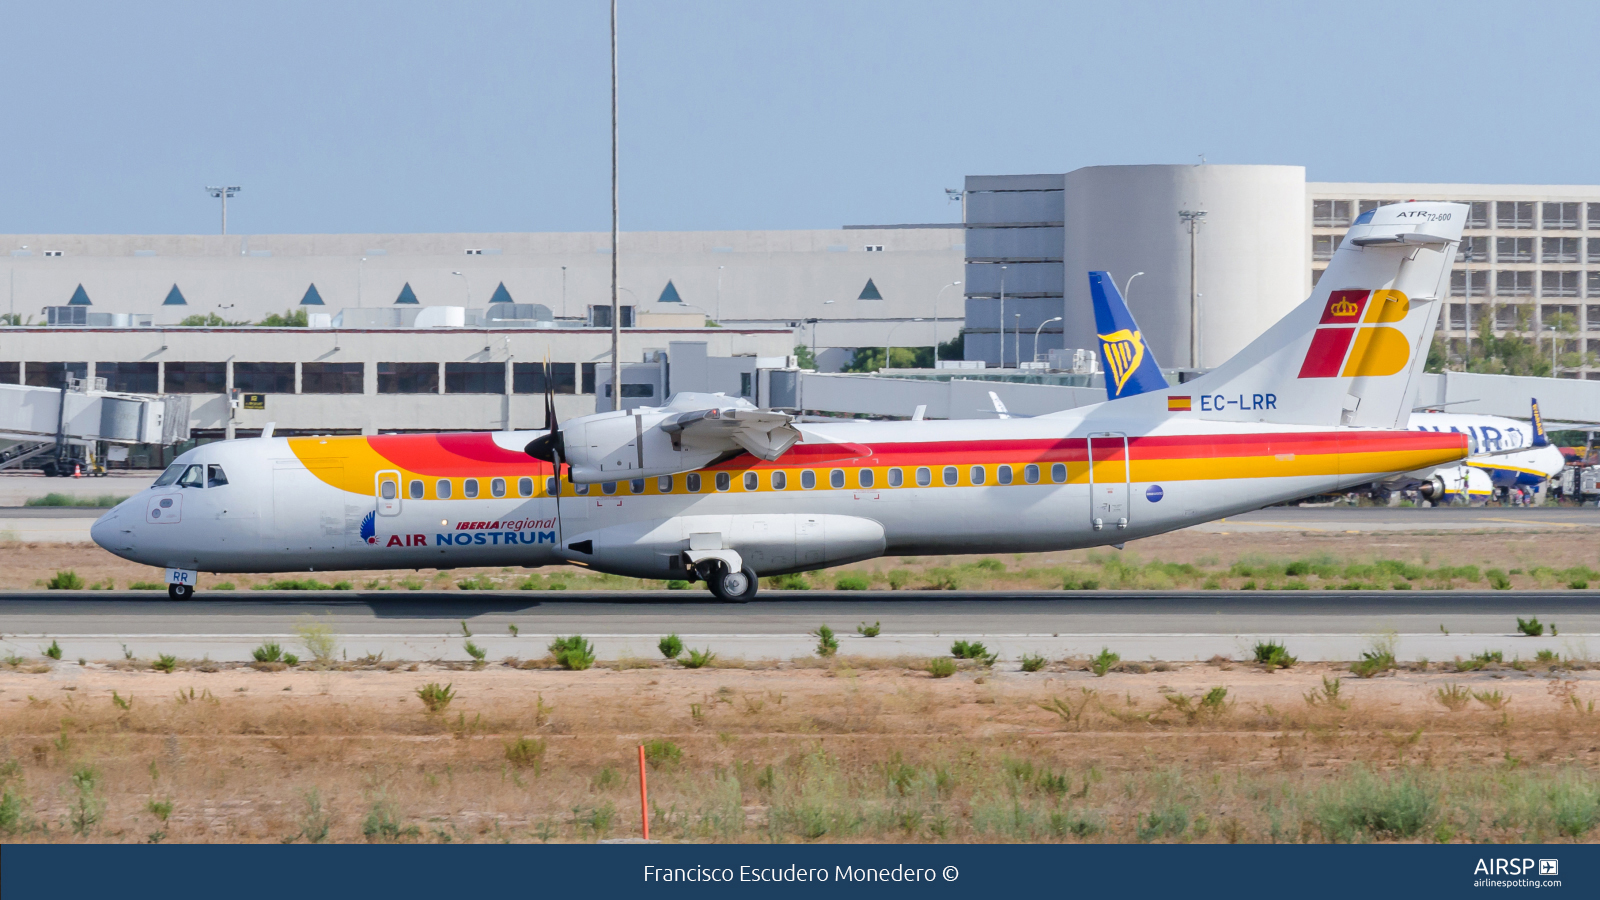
[1168,396,1192,412]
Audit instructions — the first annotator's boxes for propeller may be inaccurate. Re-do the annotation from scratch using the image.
[524,357,565,535]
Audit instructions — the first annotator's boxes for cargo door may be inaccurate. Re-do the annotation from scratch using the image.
[1087,433,1129,531]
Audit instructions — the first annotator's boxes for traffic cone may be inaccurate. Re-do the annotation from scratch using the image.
[72,463,81,478]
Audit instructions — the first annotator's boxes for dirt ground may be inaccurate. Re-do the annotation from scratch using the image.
[8,524,1600,592]
[1,656,1598,843]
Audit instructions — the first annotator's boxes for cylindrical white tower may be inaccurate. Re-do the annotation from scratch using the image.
[1061,164,1307,369]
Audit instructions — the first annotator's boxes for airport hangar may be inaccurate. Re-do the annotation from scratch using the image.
[7,163,1600,467]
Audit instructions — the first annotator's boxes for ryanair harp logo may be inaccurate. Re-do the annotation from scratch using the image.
[1099,328,1145,395]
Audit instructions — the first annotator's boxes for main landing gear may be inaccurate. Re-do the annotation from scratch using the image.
[168,583,194,601]
[698,561,759,602]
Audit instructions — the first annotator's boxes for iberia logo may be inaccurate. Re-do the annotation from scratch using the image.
[360,510,376,544]
[1297,289,1412,378]
[1098,328,1144,395]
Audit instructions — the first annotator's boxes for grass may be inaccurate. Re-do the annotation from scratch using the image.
[128,581,165,590]
[1351,632,1397,679]
[505,737,547,771]
[1090,647,1120,677]
[294,617,338,663]
[42,640,62,661]
[658,634,684,659]
[1517,616,1545,637]
[251,643,283,663]
[814,624,839,657]
[1252,640,1297,670]
[254,578,351,591]
[25,493,127,507]
[151,654,177,674]
[415,682,455,713]
[548,636,595,671]
[834,573,870,591]
[46,570,84,590]
[1436,683,1472,711]
[642,739,683,770]
[464,640,487,663]
[856,621,881,638]
[681,648,716,669]
[1019,652,1047,673]
[927,657,956,678]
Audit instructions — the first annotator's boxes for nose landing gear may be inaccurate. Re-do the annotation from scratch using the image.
[168,583,194,601]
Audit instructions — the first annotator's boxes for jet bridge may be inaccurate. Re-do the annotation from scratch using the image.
[0,378,189,473]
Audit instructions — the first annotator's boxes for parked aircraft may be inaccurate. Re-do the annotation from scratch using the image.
[94,202,1470,599]
[1088,270,1562,504]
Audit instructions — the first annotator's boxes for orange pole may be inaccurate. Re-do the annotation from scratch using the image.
[638,743,650,840]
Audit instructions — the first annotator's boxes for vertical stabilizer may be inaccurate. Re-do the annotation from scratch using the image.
[1530,398,1549,447]
[1089,271,1169,401]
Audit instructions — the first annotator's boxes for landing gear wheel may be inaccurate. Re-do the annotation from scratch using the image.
[713,566,758,602]
[168,583,194,601]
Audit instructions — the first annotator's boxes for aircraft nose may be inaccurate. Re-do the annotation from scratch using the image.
[90,508,121,550]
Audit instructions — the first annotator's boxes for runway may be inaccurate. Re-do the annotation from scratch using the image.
[2,591,1593,664]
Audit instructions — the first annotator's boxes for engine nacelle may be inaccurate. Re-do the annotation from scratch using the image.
[532,392,801,484]
[557,513,886,579]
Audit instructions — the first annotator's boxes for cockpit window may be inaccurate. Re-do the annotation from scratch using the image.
[153,464,185,487]
[176,465,205,488]
[207,464,229,488]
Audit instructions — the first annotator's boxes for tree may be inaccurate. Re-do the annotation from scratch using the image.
[179,312,247,327]
[257,309,308,327]
[1426,304,1569,377]
[792,344,816,370]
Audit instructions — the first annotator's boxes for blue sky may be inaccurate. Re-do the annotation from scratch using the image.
[1,0,1594,235]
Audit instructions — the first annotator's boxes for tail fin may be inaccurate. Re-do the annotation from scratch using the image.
[1089,271,1169,400]
[1530,398,1549,447]
[1093,202,1465,429]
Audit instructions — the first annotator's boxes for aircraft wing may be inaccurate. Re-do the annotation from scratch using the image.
[661,407,802,461]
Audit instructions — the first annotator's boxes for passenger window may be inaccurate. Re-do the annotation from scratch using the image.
[491,478,506,498]
[715,472,730,491]
[997,465,1012,485]
[602,482,617,495]
[916,467,931,486]
[1051,463,1066,483]
[153,463,185,487]
[546,477,559,496]
[437,479,453,499]
[380,480,397,500]
[518,477,533,497]
[409,479,424,499]
[829,469,844,489]
[743,471,758,491]
[658,475,673,493]
[575,482,590,495]
[1024,464,1039,484]
[970,466,986,485]
[206,464,229,488]
[630,479,644,494]
[772,471,787,490]
[801,470,816,489]
[887,467,902,487]
[686,473,702,492]
[942,466,957,486]
[464,479,479,498]
[859,469,874,488]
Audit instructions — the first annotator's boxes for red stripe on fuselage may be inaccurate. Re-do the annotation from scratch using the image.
[367,433,554,477]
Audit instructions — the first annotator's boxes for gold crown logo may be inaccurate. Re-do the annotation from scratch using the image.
[1330,297,1359,317]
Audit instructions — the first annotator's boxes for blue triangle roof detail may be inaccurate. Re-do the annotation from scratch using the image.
[68,284,92,306]
[658,280,682,303]
[300,284,325,306]
[162,284,187,306]
[488,282,513,303]
[858,278,883,301]
[395,283,419,304]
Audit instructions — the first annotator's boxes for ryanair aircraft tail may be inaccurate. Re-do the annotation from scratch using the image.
[1530,398,1549,447]
[1084,201,1465,429]
[1089,271,1169,400]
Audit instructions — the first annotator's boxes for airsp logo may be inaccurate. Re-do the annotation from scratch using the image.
[1473,858,1554,876]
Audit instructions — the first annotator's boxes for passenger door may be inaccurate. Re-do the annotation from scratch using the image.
[376,470,402,517]
[1087,433,1129,532]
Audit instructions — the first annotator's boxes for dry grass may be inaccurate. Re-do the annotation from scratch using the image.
[1,662,1598,844]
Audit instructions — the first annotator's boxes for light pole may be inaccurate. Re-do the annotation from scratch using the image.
[1122,271,1144,303]
[358,257,366,307]
[1013,313,1022,369]
[1179,210,1207,368]
[715,265,724,324]
[884,318,924,370]
[451,271,473,307]
[560,266,568,317]
[805,318,819,367]
[608,0,620,411]
[933,280,960,362]
[1033,316,1063,362]
[1548,323,1559,374]
[997,265,1007,367]
[205,186,242,235]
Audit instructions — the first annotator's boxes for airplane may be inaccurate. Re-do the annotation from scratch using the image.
[93,201,1471,600]
[1087,270,1563,504]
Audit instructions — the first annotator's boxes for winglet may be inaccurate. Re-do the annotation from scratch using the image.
[1531,398,1549,447]
[1088,271,1169,400]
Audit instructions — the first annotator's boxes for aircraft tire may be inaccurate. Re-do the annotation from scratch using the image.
[715,566,759,602]
[168,583,194,601]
